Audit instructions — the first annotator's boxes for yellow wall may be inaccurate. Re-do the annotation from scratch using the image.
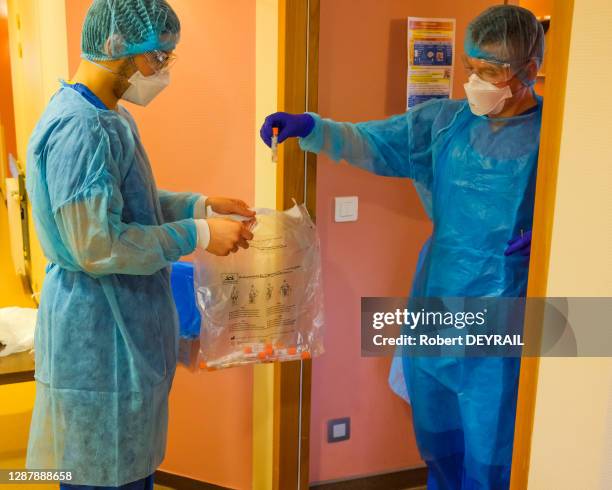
[253,1,278,488]
[0,2,67,487]
[6,0,69,295]
[255,0,279,210]
[527,0,612,487]
[0,198,50,490]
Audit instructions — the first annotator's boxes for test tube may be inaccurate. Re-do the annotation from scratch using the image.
[271,127,279,162]
[203,351,244,369]
[202,343,311,369]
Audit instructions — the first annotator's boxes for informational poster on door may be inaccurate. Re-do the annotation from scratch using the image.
[407,17,456,109]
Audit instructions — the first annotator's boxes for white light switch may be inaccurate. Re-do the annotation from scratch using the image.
[335,196,358,222]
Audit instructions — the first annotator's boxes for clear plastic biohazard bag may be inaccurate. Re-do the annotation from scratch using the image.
[194,203,324,369]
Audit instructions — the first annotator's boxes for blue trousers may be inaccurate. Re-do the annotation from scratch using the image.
[60,474,154,490]
[404,357,521,489]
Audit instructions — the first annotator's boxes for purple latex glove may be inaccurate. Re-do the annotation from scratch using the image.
[504,230,532,256]
[260,112,315,147]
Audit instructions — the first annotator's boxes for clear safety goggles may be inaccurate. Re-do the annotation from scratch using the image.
[143,50,177,72]
[462,54,518,85]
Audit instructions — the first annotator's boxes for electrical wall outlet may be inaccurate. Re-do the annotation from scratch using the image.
[327,417,351,443]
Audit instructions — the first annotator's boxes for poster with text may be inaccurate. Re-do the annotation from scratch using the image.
[407,17,456,109]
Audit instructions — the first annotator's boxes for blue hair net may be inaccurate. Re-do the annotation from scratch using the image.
[465,5,544,70]
[81,0,180,61]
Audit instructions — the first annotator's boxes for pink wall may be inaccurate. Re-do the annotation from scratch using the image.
[311,0,506,483]
[520,0,552,96]
[520,0,552,18]
[64,1,255,488]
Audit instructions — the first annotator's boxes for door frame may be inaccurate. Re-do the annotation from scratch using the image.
[270,1,320,489]
[510,1,575,488]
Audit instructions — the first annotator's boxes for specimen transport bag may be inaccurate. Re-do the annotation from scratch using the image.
[194,203,324,369]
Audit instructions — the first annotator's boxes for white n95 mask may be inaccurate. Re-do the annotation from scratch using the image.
[122,70,170,106]
[464,73,512,116]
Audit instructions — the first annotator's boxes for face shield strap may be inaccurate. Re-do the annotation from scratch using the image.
[511,59,540,87]
[85,58,120,75]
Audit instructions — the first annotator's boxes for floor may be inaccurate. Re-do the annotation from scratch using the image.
[153,485,426,490]
[153,486,425,490]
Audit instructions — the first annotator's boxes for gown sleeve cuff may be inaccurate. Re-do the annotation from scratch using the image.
[195,219,211,250]
[193,195,209,219]
[298,113,324,154]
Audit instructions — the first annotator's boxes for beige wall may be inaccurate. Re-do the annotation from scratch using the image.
[528,0,612,488]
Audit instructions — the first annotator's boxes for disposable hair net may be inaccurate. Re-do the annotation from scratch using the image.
[465,5,544,81]
[81,0,180,61]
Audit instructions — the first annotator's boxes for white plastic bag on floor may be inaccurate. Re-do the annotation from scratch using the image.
[194,203,324,369]
[0,307,37,357]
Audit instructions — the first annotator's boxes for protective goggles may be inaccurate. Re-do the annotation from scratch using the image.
[461,54,522,85]
[143,50,177,72]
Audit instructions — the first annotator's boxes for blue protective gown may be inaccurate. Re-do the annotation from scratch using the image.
[25,86,200,486]
[300,97,542,489]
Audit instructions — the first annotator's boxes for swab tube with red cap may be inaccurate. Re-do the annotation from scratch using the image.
[271,127,279,162]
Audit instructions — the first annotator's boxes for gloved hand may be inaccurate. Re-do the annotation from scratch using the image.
[260,112,315,147]
[504,230,532,256]
[197,218,254,256]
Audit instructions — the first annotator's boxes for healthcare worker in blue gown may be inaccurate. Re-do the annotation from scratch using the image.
[25,1,256,488]
[261,5,542,489]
